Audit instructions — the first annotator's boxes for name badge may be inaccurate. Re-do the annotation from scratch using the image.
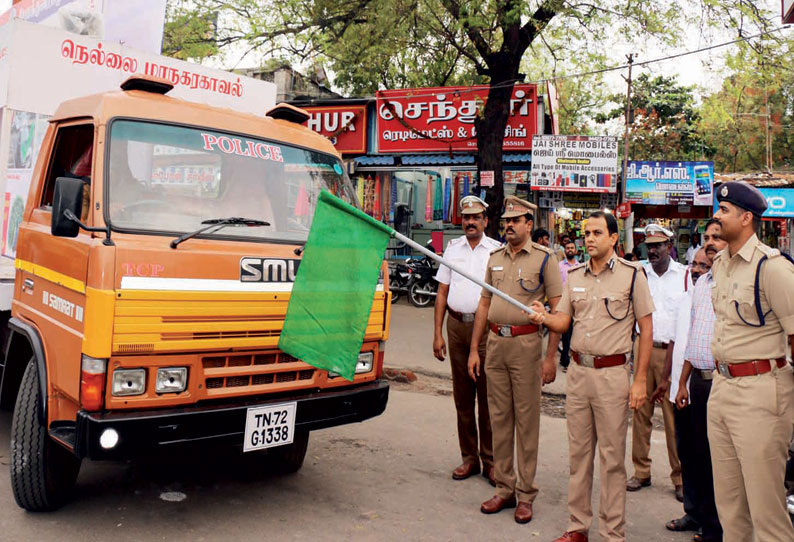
[492,266,503,271]
[572,287,586,292]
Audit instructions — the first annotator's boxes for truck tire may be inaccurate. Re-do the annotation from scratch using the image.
[10,359,81,511]
[269,430,309,474]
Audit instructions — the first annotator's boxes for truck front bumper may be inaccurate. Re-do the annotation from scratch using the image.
[73,380,389,460]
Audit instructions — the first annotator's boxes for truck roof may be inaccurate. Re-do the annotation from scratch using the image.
[50,84,340,158]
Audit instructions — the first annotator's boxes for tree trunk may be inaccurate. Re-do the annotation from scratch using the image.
[475,66,518,238]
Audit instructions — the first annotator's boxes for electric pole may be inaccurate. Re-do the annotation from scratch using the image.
[621,54,634,202]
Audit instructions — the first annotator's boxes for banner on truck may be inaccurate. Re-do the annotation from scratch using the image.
[530,135,618,193]
[625,160,713,206]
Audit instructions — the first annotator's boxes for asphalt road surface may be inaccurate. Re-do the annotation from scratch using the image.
[0,302,691,541]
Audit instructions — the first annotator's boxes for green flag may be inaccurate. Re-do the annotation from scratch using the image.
[278,190,393,381]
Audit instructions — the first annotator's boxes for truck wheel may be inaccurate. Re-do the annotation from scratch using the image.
[10,359,81,511]
[269,431,309,474]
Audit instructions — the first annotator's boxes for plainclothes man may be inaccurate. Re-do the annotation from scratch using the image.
[628,224,687,501]
[666,221,728,542]
[433,195,502,484]
[467,196,563,524]
[559,240,579,371]
[708,182,794,542]
[528,211,654,542]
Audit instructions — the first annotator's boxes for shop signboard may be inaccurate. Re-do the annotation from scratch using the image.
[375,84,538,153]
[759,188,794,218]
[530,135,618,193]
[302,105,367,154]
[625,160,713,206]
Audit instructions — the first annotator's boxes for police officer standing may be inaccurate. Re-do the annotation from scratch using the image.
[528,211,654,542]
[467,196,563,524]
[433,195,501,484]
[709,182,794,542]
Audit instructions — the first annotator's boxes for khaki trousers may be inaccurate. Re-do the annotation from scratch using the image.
[707,364,794,542]
[446,316,492,467]
[631,345,682,485]
[485,330,542,503]
[566,361,631,542]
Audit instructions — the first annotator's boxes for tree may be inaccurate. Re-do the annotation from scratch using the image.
[596,73,710,161]
[698,35,794,172]
[164,0,776,233]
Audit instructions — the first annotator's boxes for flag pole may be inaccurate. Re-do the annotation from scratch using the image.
[392,231,536,315]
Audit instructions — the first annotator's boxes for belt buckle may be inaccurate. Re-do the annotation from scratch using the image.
[499,325,512,337]
[462,313,475,323]
[717,363,733,379]
[579,354,595,369]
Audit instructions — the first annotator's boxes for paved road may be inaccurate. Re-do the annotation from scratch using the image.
[0,390,687,541]
[0,301,688,541]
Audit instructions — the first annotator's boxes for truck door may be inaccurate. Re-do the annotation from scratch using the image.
[15,122,94,405]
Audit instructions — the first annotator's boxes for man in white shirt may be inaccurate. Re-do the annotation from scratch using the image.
[628,224,688,502]
[685,234,701,265]
[434,195,502,484]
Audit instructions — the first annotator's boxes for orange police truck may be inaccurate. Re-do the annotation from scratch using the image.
[0,75,391,511]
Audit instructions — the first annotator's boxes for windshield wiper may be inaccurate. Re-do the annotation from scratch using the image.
[170,217,270,249]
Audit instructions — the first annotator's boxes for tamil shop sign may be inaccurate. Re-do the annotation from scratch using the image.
[530,135,619,193]
[376,84,538,152]
[625,161,713,206]
[302,105,367,155]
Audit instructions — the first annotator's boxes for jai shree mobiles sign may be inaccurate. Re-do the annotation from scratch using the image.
[375,84,539,153]
[301,105,367,155]
[530,135,619,194]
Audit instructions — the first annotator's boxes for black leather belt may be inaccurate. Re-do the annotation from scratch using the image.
[692,369,714,381]
[652,341,670,349]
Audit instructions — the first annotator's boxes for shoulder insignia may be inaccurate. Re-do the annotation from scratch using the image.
[617,257,642,269]
[569,262,586,273]
[448,237,465,247]
[530,241,554,255]
[756,243,780,258]
[490,245,506,255]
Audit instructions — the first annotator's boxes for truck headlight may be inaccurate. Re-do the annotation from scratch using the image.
[355,352,374,374]
[328,352,375,378]
[155,367,187,393]
[111,368,146,396]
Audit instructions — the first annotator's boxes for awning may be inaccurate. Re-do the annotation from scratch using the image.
[401,154,475,165]
[353,155,395,166]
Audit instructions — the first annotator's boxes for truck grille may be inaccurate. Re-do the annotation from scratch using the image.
[201,351,317,394]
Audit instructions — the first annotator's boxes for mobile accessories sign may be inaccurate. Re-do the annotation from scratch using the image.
[625,161,713,206]
[530,135,618,193]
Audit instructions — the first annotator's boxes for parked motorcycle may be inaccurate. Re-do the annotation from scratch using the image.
[387,259,413,304]
[786,434,794,522]
[407,252,438,308]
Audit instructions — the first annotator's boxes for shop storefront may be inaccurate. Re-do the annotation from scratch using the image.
[295,84,560,256]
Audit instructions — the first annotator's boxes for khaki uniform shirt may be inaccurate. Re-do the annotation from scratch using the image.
[710,234,794,363]
[557,255,655,356]
[482,238,563,325]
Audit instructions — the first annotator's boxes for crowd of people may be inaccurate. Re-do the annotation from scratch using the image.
[431,183,794,542]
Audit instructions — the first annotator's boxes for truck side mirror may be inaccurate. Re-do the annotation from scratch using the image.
[51,177,84,237]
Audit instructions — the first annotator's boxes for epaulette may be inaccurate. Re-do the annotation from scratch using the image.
[569,262,586,273]
[756,243,781,258]
[618,257,642,269]
[490,245,506,255]
[530,241,554,255]
[448,237,465,248]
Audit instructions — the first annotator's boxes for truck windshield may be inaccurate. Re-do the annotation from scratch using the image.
[106,120,355,242]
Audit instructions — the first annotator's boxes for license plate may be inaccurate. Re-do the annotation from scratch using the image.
[243,402,296,452]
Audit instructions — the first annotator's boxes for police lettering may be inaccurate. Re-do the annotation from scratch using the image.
[200,133,283,163]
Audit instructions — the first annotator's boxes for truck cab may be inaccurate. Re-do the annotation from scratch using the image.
[1,76,390,511]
